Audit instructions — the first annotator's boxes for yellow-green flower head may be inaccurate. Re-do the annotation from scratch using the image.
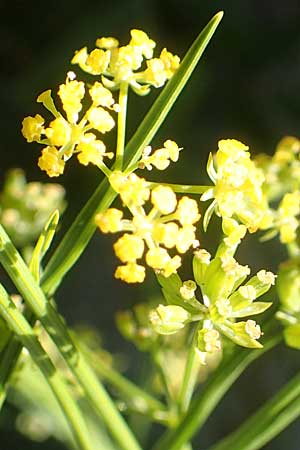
[38,147,65,178]
[151,185,177,214]
[95,208,123,233]
[109,172,150,207]
[115,263,146,283]
[22,114,44,143]
[197,328,221,353]
[114,234,145,263]
[180,280,197,300]
[202,139,271,232]
[149,304,190,335]
[140,140,182,170]
[277,190,300,243]
[72,29,180,93]
[21,73,116,177]
[96,176,201,282]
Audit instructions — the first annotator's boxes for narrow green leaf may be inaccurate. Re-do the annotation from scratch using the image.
[29,210,59,282]
[202,199,216,232]
[230,302,272,318]
[124,11,224,169]
[209,372,300,450]
[216,322,263,349]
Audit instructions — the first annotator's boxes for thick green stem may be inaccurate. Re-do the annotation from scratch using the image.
[0,284,94,450]
[115,82,129,171]
[0,224,142,450]
[151,331,281,450]
[209,372,300,450]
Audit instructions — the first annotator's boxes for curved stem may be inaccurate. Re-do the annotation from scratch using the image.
[0,284,94,450]
[115,82,129,171]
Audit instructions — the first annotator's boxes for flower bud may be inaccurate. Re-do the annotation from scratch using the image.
[149,304,190,335]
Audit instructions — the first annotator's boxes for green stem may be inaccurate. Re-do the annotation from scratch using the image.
[151,331,281,450]
[0,224,142,450]
[0,284,94,450]
[81,342,167,417]
[209,372,300,450]
[178,326,201,414]
[115,82,129,171]
[0,333,21,410]
[149,182,211,195]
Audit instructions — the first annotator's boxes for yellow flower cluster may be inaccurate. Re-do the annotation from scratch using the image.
[72,29,180,93]
[139,140,182,170]
[202,139,271,232]
[21,73,116,177]
[95,172,200,283]
[277,191,300,243]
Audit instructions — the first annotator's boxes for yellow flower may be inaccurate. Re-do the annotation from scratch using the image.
[72,30,179,92]
[175,197,200,226]
[176,225,198,253]
[203,139,270,232]
[88,49,111,74]
[96,37,119,49]
[89,82,115,108]
[45,117,72,147]
[109,172,150,207]
[38,147,65,177]
[141,140,182,170]
[245,320,262,340]
[58,72,85,123]
[129,29,156,59]
[115,263,145,283]
[86,107,115,133]
[22,72,116,177]
[77,133,111,166]
[21,114,44,142]
[151,185,177,214]
[143,58,167,87]
[100,176,200,283]
[153,222,179,248]
[160,48,180,79]
[277,191,300,243]
[95,208,123,233]
[114,234,145,263]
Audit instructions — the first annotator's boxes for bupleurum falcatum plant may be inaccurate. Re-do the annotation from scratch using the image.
[1,10,300,450]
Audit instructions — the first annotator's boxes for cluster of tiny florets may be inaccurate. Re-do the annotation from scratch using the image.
[95,172,200,283]
[202,139,272,233]
[72,29,180,93]
[22,72,116,177]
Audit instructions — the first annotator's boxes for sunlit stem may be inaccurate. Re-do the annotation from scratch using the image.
[96,161,112,178]
[178,324,201,415]
[0,284,94,450]
[115,82,129,170]
[149,182,211,195]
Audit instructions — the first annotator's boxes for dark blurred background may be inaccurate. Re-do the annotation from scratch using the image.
[1,0,300,448]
